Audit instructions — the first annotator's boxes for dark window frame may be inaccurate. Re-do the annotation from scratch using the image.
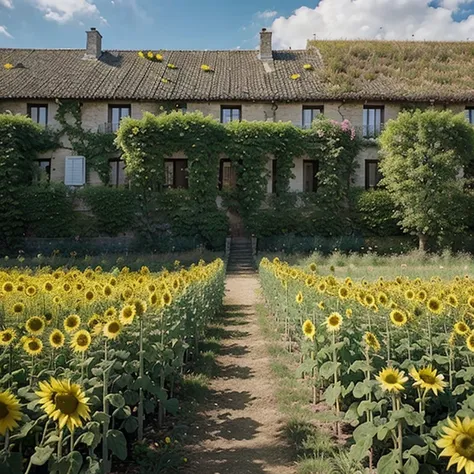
[365,159,383,190]
[27,104,48,126]
[303,159,319,193]
[220,105,242,124]
[35,158,51,181]
[109,158,126,187]
[108,105,131,132]
[302,105,324,129]
[164,159,189,189]
[219,159,237,190]
[466,107,474,124]
[363,105,385,138]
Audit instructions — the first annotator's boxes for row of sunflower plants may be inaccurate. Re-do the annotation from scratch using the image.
[0,258,225,473]
[259,257,474,474]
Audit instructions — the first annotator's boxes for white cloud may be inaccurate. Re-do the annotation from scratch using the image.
[0,0,13,8]
[31,0,103,24]
[270,0,474,48]
[256,10,278,19]
[0,25,13,38]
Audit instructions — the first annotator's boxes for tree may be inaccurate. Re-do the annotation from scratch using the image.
[378,109,474,251]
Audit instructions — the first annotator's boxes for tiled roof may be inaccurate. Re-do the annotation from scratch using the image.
[1,42,474,102]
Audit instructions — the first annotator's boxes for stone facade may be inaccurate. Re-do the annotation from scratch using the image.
[0,98,468,191]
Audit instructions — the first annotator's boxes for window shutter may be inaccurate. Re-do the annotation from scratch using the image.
[65,156,86,186]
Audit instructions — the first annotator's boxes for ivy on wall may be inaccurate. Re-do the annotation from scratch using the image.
[55,101,117,184]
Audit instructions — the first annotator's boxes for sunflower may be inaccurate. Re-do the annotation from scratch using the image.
[87,315,101,330]
[338,287,349,299]
[447,294,459,308]
[437,417,474,474]
[375,367,408,393]
[377,292,389,306]
[409,365,447,396]
[365,294,375,307]
[346,308,353,318]
[36,378,90,432]
[325,312,342,332]
[417,290,427,302]
[302,320,316,341]
[0,328,16,347]
[64,314,81,333]
[364,332,381,352]
[0,390,22,435]
[12,302,25,315]
[309,263,317,272]
[455,321,470,336]
[133,300,147,316]
[103,320,122,340]
[104,307,117,320]
[23,337,43,356]
[70,330,92,353]
[469,297,474,311]
[25,286,37,297]
[103,285,113,297]
[317,282,327,293]
[2,282,14,293]
[49,329,65,349]
[296,292,303,304]
[120,305,136,325]
[161,292,172,307]
[43,281,54,292]
[427,297,443,315]
[390,309,408,327]
[405,289,415,301]
[467,334,474,352]
[317,301,325,310]
[25,316,45,336]
[85,290,95,302]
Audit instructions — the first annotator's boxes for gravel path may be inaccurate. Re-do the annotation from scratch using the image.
[185,273,295,474]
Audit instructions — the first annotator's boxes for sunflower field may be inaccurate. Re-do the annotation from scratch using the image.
[260,257,474,474]
[0,259,225,473]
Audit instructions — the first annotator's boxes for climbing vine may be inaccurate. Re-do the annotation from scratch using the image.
[55,101,117,184]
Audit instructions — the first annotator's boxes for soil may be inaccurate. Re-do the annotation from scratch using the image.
[184,273,295,474]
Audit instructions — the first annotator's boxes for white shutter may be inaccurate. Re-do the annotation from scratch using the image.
[64,156,86,186]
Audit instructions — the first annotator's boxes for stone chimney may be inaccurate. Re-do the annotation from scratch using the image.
[258,28,273,61]
[84,28,102,60]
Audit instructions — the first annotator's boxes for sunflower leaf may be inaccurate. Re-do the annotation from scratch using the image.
[30,446,55,466]
[105,393,125,409]
[107,429,127,461]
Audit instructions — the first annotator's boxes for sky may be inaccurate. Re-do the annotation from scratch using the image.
[2,0,474,50]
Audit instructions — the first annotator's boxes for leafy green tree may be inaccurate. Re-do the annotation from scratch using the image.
[379,109,474,251]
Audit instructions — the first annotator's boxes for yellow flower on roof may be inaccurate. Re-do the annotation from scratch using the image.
[3,63,14,70]
[303,64,313,70]
[291,73,300,80]
[138,51,145,58]
[161,78,170,83]
[201,64,211,72]
[147,51,154,59]
[155,53,163,61]
[167,63,177,69]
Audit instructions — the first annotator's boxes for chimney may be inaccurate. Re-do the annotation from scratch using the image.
[85,28,102,60]
[258,28,273,61]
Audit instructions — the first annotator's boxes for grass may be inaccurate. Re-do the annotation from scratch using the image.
[256,303,364,473]
[260,249,474,280]
[308,39,474,99]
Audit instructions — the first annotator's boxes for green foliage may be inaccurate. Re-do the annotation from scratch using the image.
[55,101,117,184]
[379,109,474,250]
[0,113,58,250]
[353,188,402,237]
[21,183,74,238]
[79,187,138,236]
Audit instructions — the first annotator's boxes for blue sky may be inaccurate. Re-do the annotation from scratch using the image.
[2,0,474,50]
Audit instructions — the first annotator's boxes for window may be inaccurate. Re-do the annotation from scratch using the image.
[109,159,127,186]
[108,105,131,132]
[164,159,188,189]
[363,106,384,138]
[28,104,48,126]
[35,159,51,181]
[466,107,474,124]
[303,160,318,192]
[219,160,237,190]
[302,106,323,129]
[64,156,86,186]
[221,106,241,124]
[365,160,383,189]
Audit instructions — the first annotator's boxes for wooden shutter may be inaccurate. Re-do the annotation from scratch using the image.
[64,156,86,186]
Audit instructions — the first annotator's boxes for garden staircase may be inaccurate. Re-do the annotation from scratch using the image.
[227,237,255,275]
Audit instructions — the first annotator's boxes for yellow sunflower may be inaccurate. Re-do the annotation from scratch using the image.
[447,294,459,308]
[454,321,470,336]
[467,334,474,352]
[161,292,172,307]
[302,320,316,341]
[417,290,427,302]
[317,301,325,310]
[409,365,447,396]
[36,378,90,432]
[325,312,343,332]
[25,285,37,297]
[12,302,25,315]
[346,308,353,318]
[23,337,43,356]
[0,390,22,435]
[427,297,443,315]
[64,314,81,333]
[375,367,408,393]
[2,282,14,293]
[103,320,122,340]
[70,330,92,353]
[468,297,474,311]
[309,263,317,272]
[437,417,474,474]
[120,305,136,325]
[405,289,415,301]
[338,287,349,299]
[296,292,303,304]
[390,309,408,327]
[49,329,65,349]
[133,300,147,316]
[377,292,389,307]
[104,307,117,320]
[0,328,16,347]
[364,332,381,352]
[25,316,46,336]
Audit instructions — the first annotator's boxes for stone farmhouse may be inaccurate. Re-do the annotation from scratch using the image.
[0,28,473,193]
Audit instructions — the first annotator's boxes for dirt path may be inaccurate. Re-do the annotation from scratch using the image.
[185,273,295,474]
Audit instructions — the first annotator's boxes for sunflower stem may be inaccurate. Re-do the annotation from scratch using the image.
[332,331,340,438]
[57,428,64,466]
[138,316,144,442]
[102,339,110,474]
[385,316,391,364]
[427,314,433,362]
[4,429,9,451]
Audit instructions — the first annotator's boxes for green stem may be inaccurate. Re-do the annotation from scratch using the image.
[102,340,110,474]
[138,317,144,442]
[333,331,340,437]
[427,315,433,361]
[57,429,64,469]
[385,316,391,363]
